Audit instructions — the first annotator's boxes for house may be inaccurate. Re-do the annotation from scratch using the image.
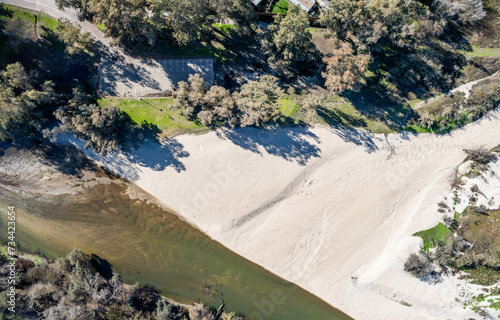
[286,0,317,12]
[251,0,324,14]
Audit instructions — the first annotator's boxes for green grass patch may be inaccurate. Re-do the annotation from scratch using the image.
[271,0,289,14]
[462,46,500,58]
[97,22,106,32]
[489,299,500,310]
[403,124,432,133]
[319,101,394,134]
[213,23,234,34]
[280,99,299,117]
[287,94,395,134]
[1,4,58,32]
[306,27,320,33]
[97,97,206,137]
[413,222,452,251]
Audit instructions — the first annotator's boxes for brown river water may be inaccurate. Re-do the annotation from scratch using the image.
[0,179,352,320]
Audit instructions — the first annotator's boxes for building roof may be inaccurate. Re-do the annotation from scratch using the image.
[252,0,263,6]
[286,0,317,12]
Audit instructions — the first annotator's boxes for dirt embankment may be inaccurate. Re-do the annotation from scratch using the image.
[0,144,118,199]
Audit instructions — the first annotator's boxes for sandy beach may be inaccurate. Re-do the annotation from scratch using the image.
[57,107,500,320]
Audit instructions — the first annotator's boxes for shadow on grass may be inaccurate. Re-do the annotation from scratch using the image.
[316,106,367,128]
[343,80,417,131]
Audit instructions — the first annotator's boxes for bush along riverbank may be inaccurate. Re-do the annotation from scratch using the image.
[406,146,500,316]
[0,247,244,320]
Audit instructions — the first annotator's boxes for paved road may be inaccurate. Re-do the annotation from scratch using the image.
[0,0,215,97]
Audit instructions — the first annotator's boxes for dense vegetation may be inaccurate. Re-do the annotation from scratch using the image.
[0,6,151,154]
[171,74,284,128]
[405,146,500,314]
[164,0,500,131]
[55,0,255,47]
[410,74,500,133]
[0,248,244,320]
[2,0,500,151]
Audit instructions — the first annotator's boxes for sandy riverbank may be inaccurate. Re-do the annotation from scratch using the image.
[56,108,500,319]
[0,145,115,197]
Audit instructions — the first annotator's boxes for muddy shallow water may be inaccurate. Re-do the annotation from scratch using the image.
[0,180,351,320]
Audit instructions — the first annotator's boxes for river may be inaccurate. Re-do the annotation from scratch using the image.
[0,179,351,320]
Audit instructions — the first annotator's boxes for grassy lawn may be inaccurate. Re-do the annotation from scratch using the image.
[213,23,234,34]
[280,98,299,117]
[1,4,58,32]
[97,22,106,32]
[321,101,394,134]
[271,0,289,14]
[284,94,395,134]
[462,46,500,57]
[97,97,206,138]
[413,222,452,251]
[306,27,320,33]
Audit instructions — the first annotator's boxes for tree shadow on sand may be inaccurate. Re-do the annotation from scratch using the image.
[33,144,120,179]
[216,127,321,166]
[127,138,190,173]
[56,120,190,181]
[325,126,381,153]
[89,130,190,181]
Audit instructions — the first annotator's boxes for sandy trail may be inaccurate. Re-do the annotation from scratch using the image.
[414,71,499,109]
[56,107,500,319]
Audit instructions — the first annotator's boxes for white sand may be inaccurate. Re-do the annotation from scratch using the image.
[59,108,500,319]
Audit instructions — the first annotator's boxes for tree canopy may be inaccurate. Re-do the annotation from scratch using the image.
[57,0,255,47]
[0,63,56,145]
[264,5,319,64]
[320,0,485,93]
[171,74,284,128]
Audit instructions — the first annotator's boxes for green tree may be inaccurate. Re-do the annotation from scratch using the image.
[322,39,371,93]
[56,19,97,57]
[171,74,210,119]
[89,0,160,47]
[49,103,137,155]
[198,86,238,127]
[235,75,284,127]
[0,63,56,145]
[55,0,91,20]
[2,62,30,90]
[265,5,318,64]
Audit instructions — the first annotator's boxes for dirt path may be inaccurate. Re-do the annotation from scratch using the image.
[414,71,499,110]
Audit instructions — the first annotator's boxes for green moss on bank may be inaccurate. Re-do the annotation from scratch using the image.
[413,222,452,251]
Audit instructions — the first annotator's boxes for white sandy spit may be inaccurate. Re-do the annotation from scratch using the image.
[59,108,500,320]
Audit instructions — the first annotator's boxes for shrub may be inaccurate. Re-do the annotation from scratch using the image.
[126,284,159,313]
[404,252,432,278]
[189,303,215,320]
[15,258,35,272]
[464,147,497,165]
[27,282,60,312]
[171,74,284,128]
[48,103,139,155]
